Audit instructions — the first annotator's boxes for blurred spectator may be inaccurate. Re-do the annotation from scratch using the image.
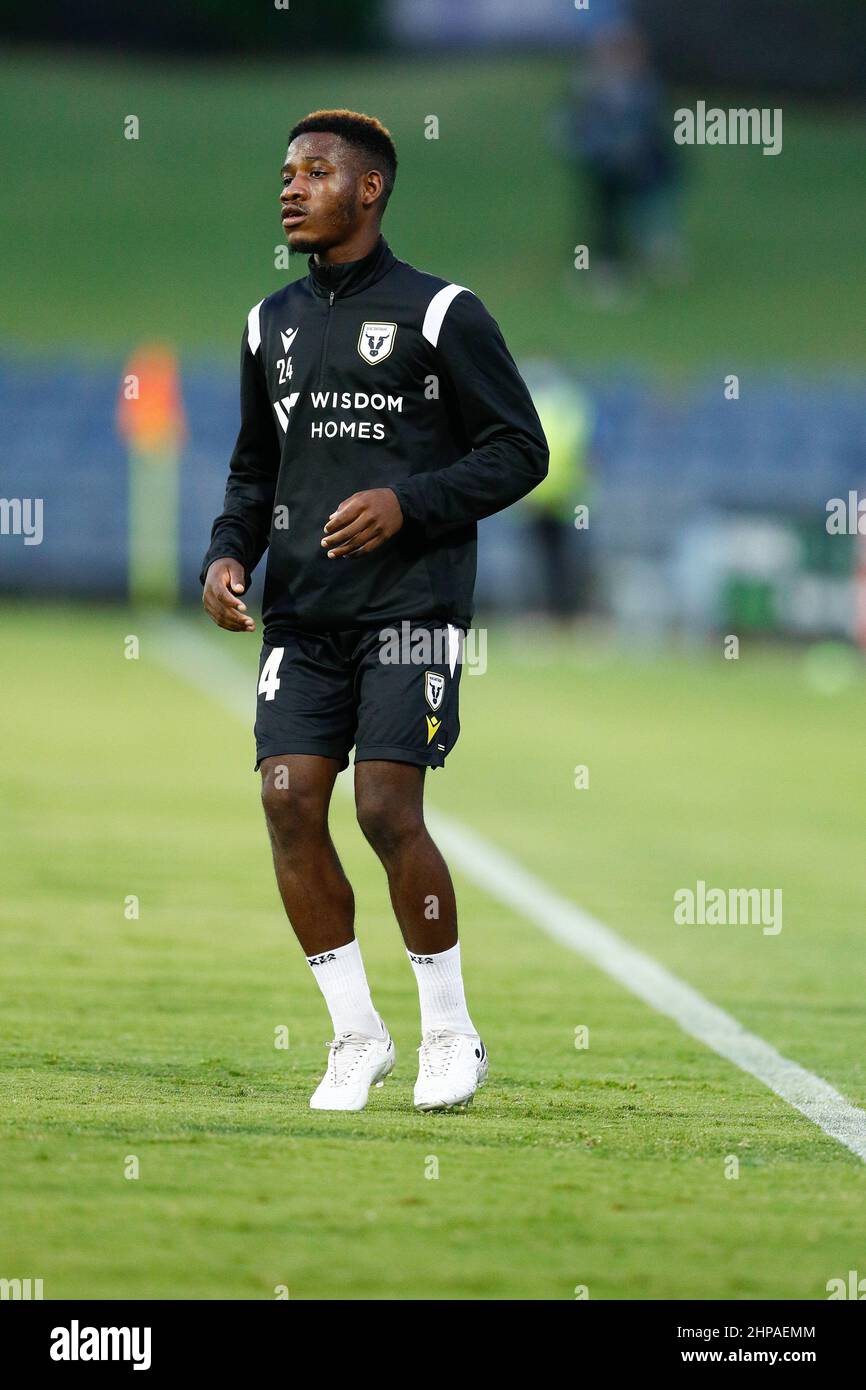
[557,24,685,301]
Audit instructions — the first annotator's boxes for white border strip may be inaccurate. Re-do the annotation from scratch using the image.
[153,618,866,1163]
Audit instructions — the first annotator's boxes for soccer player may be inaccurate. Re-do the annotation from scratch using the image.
[202,110,548,1112]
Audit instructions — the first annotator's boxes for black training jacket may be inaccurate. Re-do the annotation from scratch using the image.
[201,236,548,639]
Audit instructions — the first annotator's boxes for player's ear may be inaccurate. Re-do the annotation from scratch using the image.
[361,169,384,208]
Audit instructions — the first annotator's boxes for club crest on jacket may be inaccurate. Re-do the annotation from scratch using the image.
[358,321,397,364]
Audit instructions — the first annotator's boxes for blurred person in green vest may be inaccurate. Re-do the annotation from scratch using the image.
[522,368,595,621]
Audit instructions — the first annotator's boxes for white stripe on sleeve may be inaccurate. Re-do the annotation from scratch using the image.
[247,299,264,355]
[422,284,470,348]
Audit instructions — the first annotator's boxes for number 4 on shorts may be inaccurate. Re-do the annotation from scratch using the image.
[258,647,284,702]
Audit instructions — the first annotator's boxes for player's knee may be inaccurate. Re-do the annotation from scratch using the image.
[356,787,423,859]
[261,769,324,848]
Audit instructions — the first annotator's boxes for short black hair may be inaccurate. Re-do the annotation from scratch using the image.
[288,109,398,208]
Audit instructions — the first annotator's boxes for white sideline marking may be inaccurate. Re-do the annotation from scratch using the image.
[153,617,866,1163]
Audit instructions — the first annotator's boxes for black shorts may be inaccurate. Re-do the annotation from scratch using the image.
[254,621,464,772]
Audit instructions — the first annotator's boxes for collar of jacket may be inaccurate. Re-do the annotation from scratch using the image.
[307,234,396,300]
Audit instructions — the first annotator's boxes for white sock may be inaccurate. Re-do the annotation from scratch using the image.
[305,939,383,1039]
[407,942,477,1036]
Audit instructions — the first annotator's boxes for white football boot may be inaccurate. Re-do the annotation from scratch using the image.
[414,1029,488,1111]
[309,1028,395,1111]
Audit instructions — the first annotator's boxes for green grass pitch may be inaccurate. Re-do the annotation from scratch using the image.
[2,606,866,1299]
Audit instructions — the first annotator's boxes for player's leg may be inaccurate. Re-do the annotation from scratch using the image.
[260,751,393,1111]
[260,752,353,955]
[255,630,396,1110]
[355,759,487,1111]
[354,759,457,952]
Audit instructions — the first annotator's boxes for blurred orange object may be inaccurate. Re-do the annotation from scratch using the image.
[117,344,186,451]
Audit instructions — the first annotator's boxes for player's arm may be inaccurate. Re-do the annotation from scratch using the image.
[390,291,549,534]
[201,321,280,630]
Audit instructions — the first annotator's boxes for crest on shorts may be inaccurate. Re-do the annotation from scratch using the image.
[358,321,397,364]
[425,671,445,711]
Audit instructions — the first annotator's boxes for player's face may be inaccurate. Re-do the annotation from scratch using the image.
[280,134,362,254]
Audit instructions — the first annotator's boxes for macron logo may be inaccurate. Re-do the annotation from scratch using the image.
[272,393,300,433]
[281,327,298,353]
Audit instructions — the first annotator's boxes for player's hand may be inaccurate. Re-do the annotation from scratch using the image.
[202,558,256,632]
[321,488,403,558]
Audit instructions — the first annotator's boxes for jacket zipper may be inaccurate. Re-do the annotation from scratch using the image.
[317,290,335,388]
